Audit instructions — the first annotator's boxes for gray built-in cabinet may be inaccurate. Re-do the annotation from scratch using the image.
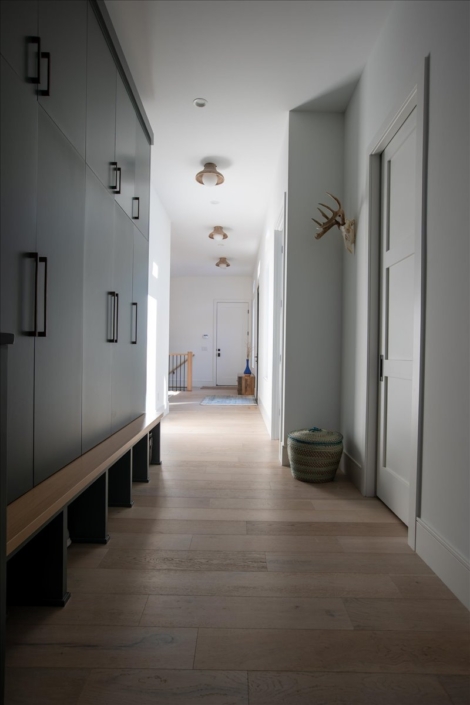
[0,0,151,502]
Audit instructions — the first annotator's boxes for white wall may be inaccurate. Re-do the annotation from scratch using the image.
[169,277,253,387]
[341,1,469,605]
[283,112,344,462]
[254,123,288,436]
[146,183,171,417]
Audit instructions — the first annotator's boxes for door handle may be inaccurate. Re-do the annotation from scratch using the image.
[107,292,116,343]
[25,252,39,336]
[114,292,119,343]
[38,256,48,337]
[26,37,41,84]
[132,197,140,220]
[379,354,384,382]
[110,162,118,191]
[115,167,122,195]
[38,51,51,96]
[110,162,121,194]
[131,302,138,344]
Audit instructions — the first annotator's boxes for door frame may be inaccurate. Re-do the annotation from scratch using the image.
[364,56,429,549]
[255,286,259,400]
[271,195,287,443]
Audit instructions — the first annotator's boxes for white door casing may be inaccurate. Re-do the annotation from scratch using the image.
[365,59,429,549]
[377,108,417,525]
[216,301,250,386]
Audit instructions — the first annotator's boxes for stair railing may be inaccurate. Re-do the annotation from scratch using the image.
[168,352,194,391]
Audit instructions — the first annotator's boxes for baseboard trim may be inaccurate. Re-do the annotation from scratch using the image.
[341,451,364,494]
[193,380,215,388]
[416,518,470,608]
[281,443,289,467]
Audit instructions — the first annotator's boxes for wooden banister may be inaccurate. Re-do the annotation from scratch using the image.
[168,352,194,391]
[168,358,187,376]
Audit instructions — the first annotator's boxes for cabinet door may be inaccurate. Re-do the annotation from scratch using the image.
[0,59,37,502]
[82,168,114,453]
[0,0,38,84]
[115,74,136,219]
[34,108,85,486]
[37,0,87,157]
[134,122,150,239]
[131,227,149,418]
[86,6,116,190]
[111,204,134,433]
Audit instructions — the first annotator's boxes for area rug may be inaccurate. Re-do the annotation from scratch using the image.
[201,395,257,405]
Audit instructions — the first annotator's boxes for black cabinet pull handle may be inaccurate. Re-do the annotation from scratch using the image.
[132,197,140,220]
[131,302,138,344]
[25,252,39,336]
[107,292,116,342]
[38,256,48,337]
[114,292,119,343]
[38,51,51,96]
[26,37,41,84]
[379,354,384,382]
[109,162,117,191]
[110,163,121,194]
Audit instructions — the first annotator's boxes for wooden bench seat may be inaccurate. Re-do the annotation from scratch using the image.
[6,411,163,605]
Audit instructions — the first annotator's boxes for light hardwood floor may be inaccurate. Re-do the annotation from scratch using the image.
[5,389,470,704]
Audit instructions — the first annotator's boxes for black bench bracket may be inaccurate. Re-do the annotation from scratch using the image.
[133,433,150,482]
[108,450,133,507]
[7,510,70,607]
[68,472,110,544]
[150,423,162,465]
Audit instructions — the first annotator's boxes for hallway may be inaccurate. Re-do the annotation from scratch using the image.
[5,389,469,704]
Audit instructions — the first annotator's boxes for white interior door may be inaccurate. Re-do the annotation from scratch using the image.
[216,302,249,386]
[377,108,417,525]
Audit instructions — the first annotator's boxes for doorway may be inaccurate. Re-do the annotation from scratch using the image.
[365,60,428,548]
[215,301,250,386]
[377,108,417,525]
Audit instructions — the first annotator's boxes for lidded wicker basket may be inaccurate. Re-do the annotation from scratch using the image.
[287,427,343,483]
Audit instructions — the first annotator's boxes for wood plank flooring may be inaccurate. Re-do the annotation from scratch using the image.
[5,389,470,704]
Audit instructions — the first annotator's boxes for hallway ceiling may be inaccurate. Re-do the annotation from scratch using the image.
[105,0,393,277]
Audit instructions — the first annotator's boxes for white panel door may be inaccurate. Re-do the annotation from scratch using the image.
[377,109,417,525]
[216,301,250,386]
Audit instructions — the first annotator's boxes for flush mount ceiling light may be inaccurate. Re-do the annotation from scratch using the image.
[216,257,230,268]
[209,226,228,242]
[196,162,224,187]
[193,98,207,108]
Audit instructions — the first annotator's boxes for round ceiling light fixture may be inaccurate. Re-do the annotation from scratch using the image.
[195,162,224,187]
[209,226,228,242]
[193,98,208,108]
[216,257,230,268]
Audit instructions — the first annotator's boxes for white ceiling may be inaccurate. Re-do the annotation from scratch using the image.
[105,0,393,277]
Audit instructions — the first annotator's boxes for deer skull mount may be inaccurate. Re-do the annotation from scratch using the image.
[312,193,356,254]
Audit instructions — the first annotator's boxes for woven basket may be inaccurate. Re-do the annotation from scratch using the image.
[287,427,343,483]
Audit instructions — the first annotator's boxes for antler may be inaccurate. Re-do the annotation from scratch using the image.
[312,193,345,239]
